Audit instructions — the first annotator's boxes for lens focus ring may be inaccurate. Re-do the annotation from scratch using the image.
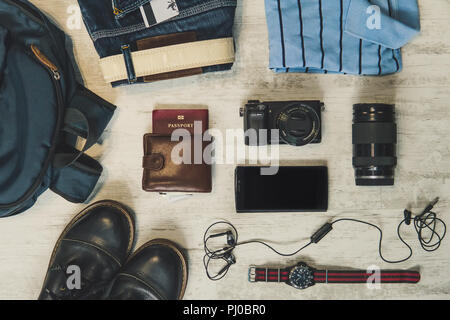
[352,123,397,144]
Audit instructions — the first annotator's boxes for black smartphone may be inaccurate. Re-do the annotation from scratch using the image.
[235,166,328,213]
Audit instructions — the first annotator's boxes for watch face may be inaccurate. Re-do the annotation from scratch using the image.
[289,263,315,289]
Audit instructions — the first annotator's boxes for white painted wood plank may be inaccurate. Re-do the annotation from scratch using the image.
[0,0,449,300]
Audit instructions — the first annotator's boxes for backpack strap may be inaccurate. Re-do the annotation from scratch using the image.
[51,84,116,203]
[52,107,95,168]
[51,152,103,203]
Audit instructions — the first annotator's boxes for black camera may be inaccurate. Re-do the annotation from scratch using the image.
[240,100,324,146]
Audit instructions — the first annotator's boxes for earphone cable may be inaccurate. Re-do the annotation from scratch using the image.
[203,199,446,280]
[203,222,314,280]
[330,218,413,264]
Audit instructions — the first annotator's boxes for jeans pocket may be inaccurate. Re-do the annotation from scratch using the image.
[112,0,184,28]
[112,0,148,18]
[112,0,227,27]
[112,0,149,28]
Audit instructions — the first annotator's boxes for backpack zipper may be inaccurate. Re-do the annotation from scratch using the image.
[0,46,64,213]
[31,45,61,80]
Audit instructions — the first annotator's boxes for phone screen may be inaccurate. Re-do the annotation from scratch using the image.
[235,166,328,212]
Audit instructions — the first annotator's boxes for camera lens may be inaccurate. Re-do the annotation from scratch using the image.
[352,104,397,186]
[276,103,321,146]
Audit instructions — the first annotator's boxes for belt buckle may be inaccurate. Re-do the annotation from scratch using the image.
[248,266,256,283]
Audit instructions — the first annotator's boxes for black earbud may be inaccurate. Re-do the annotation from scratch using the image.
[217,252,236,276]
[226,231,236,246]
[224,251,236,264]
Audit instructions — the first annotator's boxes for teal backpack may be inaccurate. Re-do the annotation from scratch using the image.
[0,0,116,217]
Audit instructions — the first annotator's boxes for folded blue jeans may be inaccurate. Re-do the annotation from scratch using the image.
[77,0,237,85]
[265,0,420,75]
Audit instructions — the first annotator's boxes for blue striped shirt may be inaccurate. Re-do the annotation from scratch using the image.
[265,0,420,75]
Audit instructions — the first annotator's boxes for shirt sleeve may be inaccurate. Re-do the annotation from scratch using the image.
[344,0,420,49]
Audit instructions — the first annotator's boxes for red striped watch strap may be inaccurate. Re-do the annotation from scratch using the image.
[249,266,421,285]
[249,267,291,283]
[313,270,421,284]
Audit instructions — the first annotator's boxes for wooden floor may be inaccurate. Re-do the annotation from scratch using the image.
[1,0,449,300]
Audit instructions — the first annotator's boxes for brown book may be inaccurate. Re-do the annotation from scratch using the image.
[152,109,209,135]
[142,134,212,193]
[136,31,203,82]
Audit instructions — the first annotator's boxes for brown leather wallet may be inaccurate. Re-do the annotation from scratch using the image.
[142,134,212,193]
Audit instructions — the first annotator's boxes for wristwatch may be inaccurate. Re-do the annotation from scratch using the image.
[248,262,420,289]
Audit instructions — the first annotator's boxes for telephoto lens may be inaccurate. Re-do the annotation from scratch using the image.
[352,104,397,186]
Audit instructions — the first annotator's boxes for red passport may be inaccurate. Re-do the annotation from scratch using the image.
[152,109,209,135]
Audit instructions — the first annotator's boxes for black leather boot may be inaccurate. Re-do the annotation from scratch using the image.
[38,200,135,300]
[108,239,188,300]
